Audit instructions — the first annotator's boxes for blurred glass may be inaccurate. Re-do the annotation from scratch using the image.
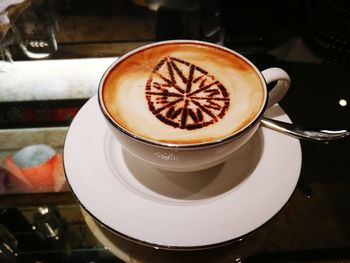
[33,206,61,240]
[0,224,18,256]
[11,0,58,59]
[0,0,58,63]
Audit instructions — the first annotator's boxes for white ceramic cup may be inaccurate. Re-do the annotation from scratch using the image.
[98,40,290,172]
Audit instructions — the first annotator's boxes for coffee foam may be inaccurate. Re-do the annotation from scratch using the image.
[102,42,265,144]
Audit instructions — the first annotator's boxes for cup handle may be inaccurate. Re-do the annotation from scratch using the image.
[261,67,291,109]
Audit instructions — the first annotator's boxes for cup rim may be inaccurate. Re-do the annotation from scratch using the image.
[98,40,268,149]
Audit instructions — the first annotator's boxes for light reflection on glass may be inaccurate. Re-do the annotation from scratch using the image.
[339,99,347,107]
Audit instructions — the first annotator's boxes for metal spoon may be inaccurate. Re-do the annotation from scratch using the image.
[261,117,350,143]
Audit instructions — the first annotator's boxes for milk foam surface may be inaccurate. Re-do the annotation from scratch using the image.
[102,42,265,144]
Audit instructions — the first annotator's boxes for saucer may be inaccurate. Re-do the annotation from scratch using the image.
[81,208,245,262]
[64,96,302,249]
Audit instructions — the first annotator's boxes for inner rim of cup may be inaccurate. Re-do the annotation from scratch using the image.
[98,40,268,148]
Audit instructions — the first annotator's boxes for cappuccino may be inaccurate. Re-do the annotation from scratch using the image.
[102,42,265,144]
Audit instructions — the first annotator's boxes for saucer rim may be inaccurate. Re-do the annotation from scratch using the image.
[75,189,298,251]
[63,95,302,250]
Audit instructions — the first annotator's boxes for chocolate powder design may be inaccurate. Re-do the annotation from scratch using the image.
[145,56,230,130]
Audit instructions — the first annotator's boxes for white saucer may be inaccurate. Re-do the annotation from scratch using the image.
[64,96,302,249]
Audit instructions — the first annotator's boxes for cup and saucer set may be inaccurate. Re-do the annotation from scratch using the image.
[63,40,302,252]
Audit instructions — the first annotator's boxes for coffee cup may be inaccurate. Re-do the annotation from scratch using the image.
[98,40,290,172]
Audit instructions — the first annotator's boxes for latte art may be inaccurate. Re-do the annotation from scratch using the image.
[146,56,230,130]
[102,42,265,144]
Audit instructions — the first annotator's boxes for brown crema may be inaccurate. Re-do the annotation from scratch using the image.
[102,42,265,144]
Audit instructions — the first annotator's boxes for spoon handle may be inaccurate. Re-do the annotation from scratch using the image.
[261,117,349,143]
